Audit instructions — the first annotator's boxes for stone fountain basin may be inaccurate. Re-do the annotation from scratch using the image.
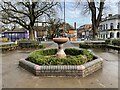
[53,38,68,44]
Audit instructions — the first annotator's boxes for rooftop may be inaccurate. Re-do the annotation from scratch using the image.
[101,14,120,22]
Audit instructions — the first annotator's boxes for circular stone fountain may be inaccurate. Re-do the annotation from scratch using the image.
[53,37,68,58]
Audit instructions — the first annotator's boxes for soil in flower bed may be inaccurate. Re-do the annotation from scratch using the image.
[26,48,96,65]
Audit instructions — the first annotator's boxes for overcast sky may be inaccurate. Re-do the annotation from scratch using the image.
[0,0,119,28]
[59,0,119,28]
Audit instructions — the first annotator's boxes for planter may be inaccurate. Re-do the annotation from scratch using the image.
[19,56,103,77]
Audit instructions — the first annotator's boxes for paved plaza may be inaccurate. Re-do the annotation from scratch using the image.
[1,42,119,88]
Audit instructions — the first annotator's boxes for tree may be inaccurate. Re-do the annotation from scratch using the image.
[47,17,62,38]
[0,0,59,40]
[77,0,105,38]
[1,23,19,31]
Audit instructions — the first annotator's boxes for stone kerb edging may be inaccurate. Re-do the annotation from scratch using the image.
[19,57,103,77]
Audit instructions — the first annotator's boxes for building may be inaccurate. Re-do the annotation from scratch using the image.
[1,30,29,42]
[77,24,92,40]
[68,22,77,41]
[98,14,120,39]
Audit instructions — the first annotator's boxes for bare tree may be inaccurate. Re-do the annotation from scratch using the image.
[1,23,19,31]
[0,0,59,40]
[47,17,62,38]
[77,0,105,39]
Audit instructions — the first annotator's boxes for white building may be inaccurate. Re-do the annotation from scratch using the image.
[98,14,120,39]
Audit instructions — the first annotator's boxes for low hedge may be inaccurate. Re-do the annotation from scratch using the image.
[105,39,111,44]
[79,43,90,49]
[0,44,17,53]
[17,39,45,49]
[79,43,105,49]
[112,39,120,46]
[26,48,94,65]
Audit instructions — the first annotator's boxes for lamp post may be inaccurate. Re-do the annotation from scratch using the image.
[64,0,66,32]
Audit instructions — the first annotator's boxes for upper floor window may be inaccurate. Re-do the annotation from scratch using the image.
[110,23,114,30]
[117,23,120,29]
[104,25,105,30]
[106,24,108,30]
[99,25,102,31]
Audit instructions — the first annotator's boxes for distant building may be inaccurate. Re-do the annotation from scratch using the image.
[77,24,92,40]
[1,30,29,42]
[67,22,77,41]
[98,14,120,39]
[34,22,49,41]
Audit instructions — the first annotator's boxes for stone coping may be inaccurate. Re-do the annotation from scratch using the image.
[19,55,103,77]
[70,40,105,44]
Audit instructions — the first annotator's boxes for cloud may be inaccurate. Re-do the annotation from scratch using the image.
[58,0,119,28]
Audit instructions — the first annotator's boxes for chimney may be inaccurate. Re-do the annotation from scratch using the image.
[108,14,112,17]
[74,22,76,30]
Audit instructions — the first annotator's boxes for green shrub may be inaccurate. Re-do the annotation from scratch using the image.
[17,39,45,49]
[26,48,94,65]
[43,49,57,55]
[80,50,94,61]
[105,39,111,44]
[0,43,17,53]
[79,43,89,48]
[38,44,45,49]
[112,39,120,46]
[79,43,106,49]
[64,48,81,55]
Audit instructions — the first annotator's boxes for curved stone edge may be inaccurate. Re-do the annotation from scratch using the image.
[19,57,103,77]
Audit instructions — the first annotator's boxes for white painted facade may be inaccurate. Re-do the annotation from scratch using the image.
[98,14,120,39]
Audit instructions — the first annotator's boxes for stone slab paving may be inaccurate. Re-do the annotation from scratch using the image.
[1,42,119,88]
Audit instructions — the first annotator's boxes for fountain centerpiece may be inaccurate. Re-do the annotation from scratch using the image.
[53,37,68,58]
[53,0,68,58]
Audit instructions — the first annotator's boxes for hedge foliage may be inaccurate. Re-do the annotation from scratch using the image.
[17,39,45,49]
[105,39,120,46]
[26,48,94,65]
[79,43,105,49]
[0,43,17,53]
[112,39,120,46]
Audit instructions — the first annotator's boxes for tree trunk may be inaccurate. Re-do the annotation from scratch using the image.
[92,24,97,39]
[29,29,35,40]
[91,10,97,39]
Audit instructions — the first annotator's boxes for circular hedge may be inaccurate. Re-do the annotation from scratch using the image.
[26,48,94,65]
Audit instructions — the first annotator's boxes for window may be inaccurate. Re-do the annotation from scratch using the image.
[103,34,105,39]
[104,25,105,30]
[117,23,120,29]
[106,34,108,38]
[110,23,114,30]
[101,25,102,31]
[110,32,114,38]
[117,32,120,38]
[106,24,108,30]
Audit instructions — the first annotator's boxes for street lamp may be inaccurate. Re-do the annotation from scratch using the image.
[64,0,66,32]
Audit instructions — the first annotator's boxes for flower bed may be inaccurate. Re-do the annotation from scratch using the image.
[19,48,103,77]
[26,48,94,65]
